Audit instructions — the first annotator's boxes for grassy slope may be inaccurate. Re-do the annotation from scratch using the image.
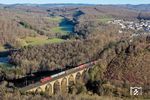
[21,36,64,46]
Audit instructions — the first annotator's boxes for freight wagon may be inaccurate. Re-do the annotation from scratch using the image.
[40,77,52,83]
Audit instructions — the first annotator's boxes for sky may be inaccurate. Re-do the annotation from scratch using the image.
[0,0,150,4]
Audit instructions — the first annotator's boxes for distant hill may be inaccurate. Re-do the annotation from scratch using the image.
[0,3,97,9]
[0,4,150,10]
[124,4,150,12]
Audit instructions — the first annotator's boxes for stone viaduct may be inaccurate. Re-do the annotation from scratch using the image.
[22,66,93,95]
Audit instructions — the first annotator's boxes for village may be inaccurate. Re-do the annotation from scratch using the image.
[109,19,150,32]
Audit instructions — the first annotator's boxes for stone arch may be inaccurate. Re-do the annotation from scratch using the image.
[75,72,82,83]
[68,74,75,93]
[45,83,53,95]
[35,87,43,93]
[61,77,68,94]
[82,69,89,83]
[78,69,86,77]
[54,81,61,94]
[86,67,90,72]
[68,74,75,86]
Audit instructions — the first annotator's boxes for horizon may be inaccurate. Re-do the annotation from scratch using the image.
[0,3,150,5]
[0,0,150,5]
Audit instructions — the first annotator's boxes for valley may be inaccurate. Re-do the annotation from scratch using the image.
[0,3,150,100]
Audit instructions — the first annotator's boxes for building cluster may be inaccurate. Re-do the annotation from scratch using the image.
[108,20,150,32]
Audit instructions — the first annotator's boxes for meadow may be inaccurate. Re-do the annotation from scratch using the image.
[21,36,64,46]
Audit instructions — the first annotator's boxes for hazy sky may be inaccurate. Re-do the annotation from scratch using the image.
[0,0,150,4]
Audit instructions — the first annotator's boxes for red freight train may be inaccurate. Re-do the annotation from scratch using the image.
[40,77,52,83]
[39,60,98,83]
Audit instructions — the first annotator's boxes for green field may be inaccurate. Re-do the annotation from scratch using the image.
[97,16,113,23]
[51,25,73,35]
[48,38,65,43]
[1,36,65,51]
[0,45,5,51]
[47,16,74,35]
[20,36,64,46]
[0,62,13,69]
[46,16,63,22]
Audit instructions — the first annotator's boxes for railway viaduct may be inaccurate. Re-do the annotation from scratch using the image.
[22,66,93,95]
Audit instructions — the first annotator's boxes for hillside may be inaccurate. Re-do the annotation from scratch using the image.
[85,35,150,98]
